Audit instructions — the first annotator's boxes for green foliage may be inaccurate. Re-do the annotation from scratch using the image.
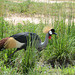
[62,66,75,75]
[0,17,4,38]
[0,17,75,74]
[4,1,75,17]
[4,0,31,14]
[0,0,75,75]
[34,63,62,75]
[42,19,75,67]
[21,44,37,74]
[0,0,4,17]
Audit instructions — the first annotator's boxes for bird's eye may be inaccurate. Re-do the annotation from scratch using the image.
[49,31,52,35]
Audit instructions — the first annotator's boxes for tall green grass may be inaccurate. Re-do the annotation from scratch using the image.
[0,17,4,39]
[0,0,4,38]
[0,0,75,75]
[0,17,75,74]
[42,19,75,67]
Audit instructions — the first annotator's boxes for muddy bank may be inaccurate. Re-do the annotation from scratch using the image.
[31,0,75,3]
[4,14,75,25]
[9,0,75,3]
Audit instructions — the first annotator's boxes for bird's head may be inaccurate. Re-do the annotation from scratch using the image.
[43,26,57,39]
[48,29,57,39]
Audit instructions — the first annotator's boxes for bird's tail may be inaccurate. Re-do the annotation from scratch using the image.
[0,37,9,51]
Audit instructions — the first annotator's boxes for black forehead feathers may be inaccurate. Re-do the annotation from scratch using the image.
[51,29,55,32]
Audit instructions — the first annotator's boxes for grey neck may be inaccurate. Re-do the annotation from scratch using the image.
[38,33,49,51]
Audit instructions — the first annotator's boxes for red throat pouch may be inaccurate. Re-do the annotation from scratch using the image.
[48,36,51,39]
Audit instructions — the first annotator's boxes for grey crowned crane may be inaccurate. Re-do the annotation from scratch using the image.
[0,26,57,58]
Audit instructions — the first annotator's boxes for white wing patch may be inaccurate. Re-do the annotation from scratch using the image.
[16,40,25,48]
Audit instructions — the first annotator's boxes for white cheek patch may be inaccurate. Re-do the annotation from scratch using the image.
[49,31,52,35]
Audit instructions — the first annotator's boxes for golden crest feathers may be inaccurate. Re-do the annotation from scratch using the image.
[43,26,52,33]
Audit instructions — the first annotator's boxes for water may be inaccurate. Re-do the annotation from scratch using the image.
[12,0,75,3]
[29,0,75,3]
[4,14,75,25]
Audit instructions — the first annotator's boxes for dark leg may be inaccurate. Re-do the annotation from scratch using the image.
[8,48,21,59]
[7,46,26,64]
[0,48,5,51]
[8,45,27,59]
[4,48,22,65]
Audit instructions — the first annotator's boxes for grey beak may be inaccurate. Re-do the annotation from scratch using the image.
[53,32,57,35]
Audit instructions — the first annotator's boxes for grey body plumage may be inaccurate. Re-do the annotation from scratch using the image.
[0,27,57,58]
